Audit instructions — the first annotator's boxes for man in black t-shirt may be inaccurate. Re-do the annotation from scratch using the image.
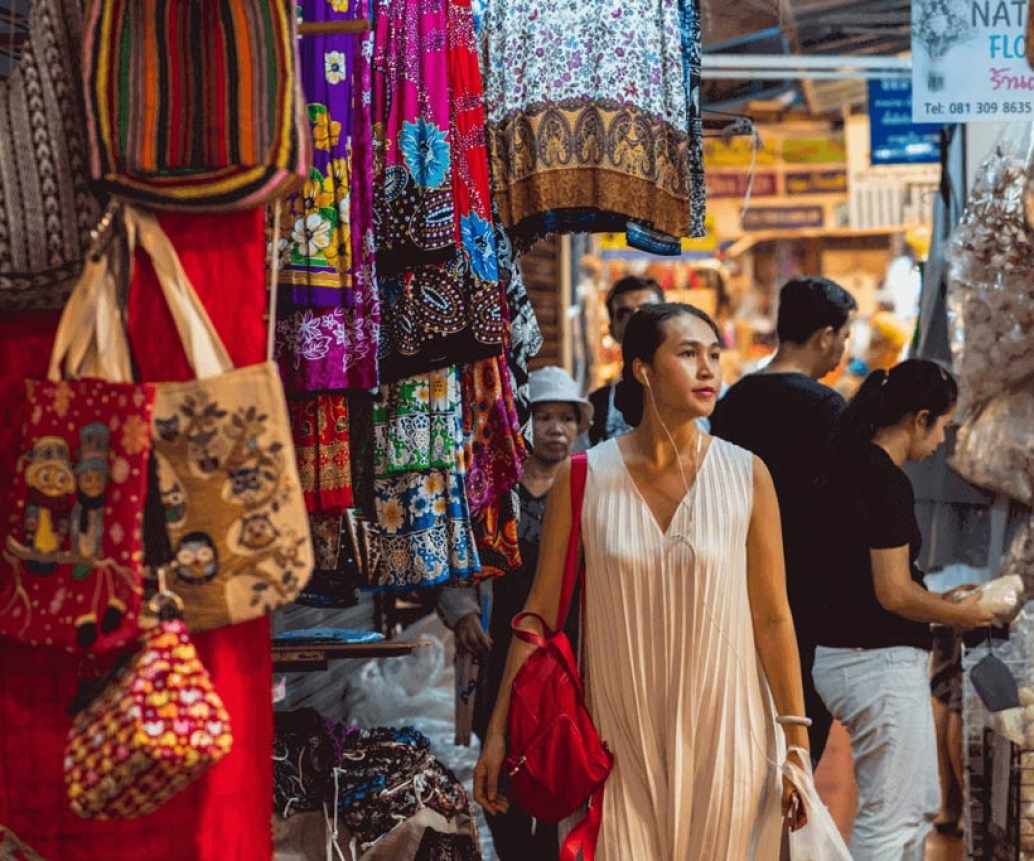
[710,276,857,763]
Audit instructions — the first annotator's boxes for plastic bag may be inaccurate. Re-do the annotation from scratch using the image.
[782,750,853,861]
[951,384,1034,504]
[978,575,1026,618]
[1000,516,1034,598]
[947,123,1034,417]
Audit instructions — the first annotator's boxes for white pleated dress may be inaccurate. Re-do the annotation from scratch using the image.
[581,438,784,860]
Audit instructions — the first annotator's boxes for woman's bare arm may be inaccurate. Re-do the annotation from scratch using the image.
[746,456,809,754]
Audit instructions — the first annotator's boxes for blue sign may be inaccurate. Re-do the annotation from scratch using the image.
[868,80,942,164]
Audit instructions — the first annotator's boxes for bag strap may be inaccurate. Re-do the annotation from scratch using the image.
[560,783,606,861]
[556,453,587,628]
[122,205,235,380]
[47,214,135,384]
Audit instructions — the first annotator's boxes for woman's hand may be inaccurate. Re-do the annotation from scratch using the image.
[950,591,999,630]
[782,748,809,831]
[473,732,510,815]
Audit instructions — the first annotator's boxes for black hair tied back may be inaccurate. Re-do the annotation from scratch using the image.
[827,359,958,468]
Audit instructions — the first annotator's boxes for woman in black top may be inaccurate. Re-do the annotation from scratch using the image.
[812,360,995,861]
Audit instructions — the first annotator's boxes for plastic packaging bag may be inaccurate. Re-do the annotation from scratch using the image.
[948,123,1034,416]
[978,575,1026,618]
[782,750,853,861]
[1000,516,1034,598]
[951,384,1034,504]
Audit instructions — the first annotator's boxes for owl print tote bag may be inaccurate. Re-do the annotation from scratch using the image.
[123,207,313,631]
[0,214,156,653]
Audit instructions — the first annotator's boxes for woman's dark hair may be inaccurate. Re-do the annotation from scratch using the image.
[614,303,722,427]
[826,359,958,468]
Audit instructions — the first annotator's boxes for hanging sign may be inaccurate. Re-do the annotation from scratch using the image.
[740,206,825,231]
[784,170,848,195]
[911,0,1033,123]
[706,172,778,198]
[868,80,942,164]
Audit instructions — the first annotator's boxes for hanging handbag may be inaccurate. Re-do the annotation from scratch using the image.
[0,0,103,310]
[64,584,233,819]
[0,211,155,653]
[502,453,612,861]
[82,0,309,212]
[121,206,314,631]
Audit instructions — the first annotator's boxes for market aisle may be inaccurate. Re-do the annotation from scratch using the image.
[815,721,964,861]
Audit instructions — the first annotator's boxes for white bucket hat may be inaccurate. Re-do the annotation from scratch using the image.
[527,366,593,431]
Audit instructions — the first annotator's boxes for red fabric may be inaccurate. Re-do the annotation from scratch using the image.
[0,210,273,861]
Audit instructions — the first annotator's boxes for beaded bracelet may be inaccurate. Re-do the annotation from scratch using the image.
[775,715,813,727]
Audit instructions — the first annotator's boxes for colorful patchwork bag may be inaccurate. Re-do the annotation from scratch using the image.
[123,206,314,631]
[0,215,156,653]
[82,0,309,212]
[65,588,233,819]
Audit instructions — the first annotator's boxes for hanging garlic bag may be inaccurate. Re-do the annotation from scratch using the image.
[951,382,1034,506]
[947,123,1034,417]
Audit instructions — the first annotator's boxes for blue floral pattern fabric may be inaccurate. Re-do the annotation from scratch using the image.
[370,365,480,590]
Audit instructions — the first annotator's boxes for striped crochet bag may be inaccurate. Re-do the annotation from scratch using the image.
[82,0,310,212]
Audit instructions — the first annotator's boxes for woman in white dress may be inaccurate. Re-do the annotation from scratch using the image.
[474,303,811,859]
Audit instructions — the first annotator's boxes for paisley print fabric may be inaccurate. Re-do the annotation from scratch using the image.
[482,0,706,249]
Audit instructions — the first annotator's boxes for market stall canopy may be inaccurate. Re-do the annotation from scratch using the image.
[703,0,911,111]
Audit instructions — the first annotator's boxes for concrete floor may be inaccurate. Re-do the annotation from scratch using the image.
[815,721,965,861]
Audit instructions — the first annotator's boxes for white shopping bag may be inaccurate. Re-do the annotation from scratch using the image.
[782,748,854,861]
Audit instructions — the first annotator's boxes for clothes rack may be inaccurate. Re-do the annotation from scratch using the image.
[298,20,370,37]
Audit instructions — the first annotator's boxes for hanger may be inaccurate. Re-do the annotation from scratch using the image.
[701,108,758,140]
[298,20,370,37]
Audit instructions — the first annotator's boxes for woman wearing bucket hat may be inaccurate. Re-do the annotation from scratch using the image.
[439,366,591,860]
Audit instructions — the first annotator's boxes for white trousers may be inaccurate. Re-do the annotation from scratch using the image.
[812,646,940,861]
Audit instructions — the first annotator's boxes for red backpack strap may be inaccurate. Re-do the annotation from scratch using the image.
[555,453,587,630]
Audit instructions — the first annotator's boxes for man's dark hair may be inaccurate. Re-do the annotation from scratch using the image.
[605,275,664,322]
[776,276,858,345]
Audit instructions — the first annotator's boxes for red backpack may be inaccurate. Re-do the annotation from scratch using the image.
[503,453,613,861]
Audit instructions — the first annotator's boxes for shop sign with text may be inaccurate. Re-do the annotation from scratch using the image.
[784,170,848,195]
[868,80,942,163]
[912,0,1033,123]
[706,172,778,198]
[740,206,825,231]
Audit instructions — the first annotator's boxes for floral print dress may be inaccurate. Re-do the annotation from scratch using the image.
[482,0,706,252]
[273,0,379,392]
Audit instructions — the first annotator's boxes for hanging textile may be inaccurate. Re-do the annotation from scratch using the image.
[482,0,706,252]
[289,395,354,514]
[373,0,506,383]
[471,487,521,580]
[371,368,480,591]
[461,356,525,515]
[0,0,102,311]
[0,210,272,861]
[273,0,380,392]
